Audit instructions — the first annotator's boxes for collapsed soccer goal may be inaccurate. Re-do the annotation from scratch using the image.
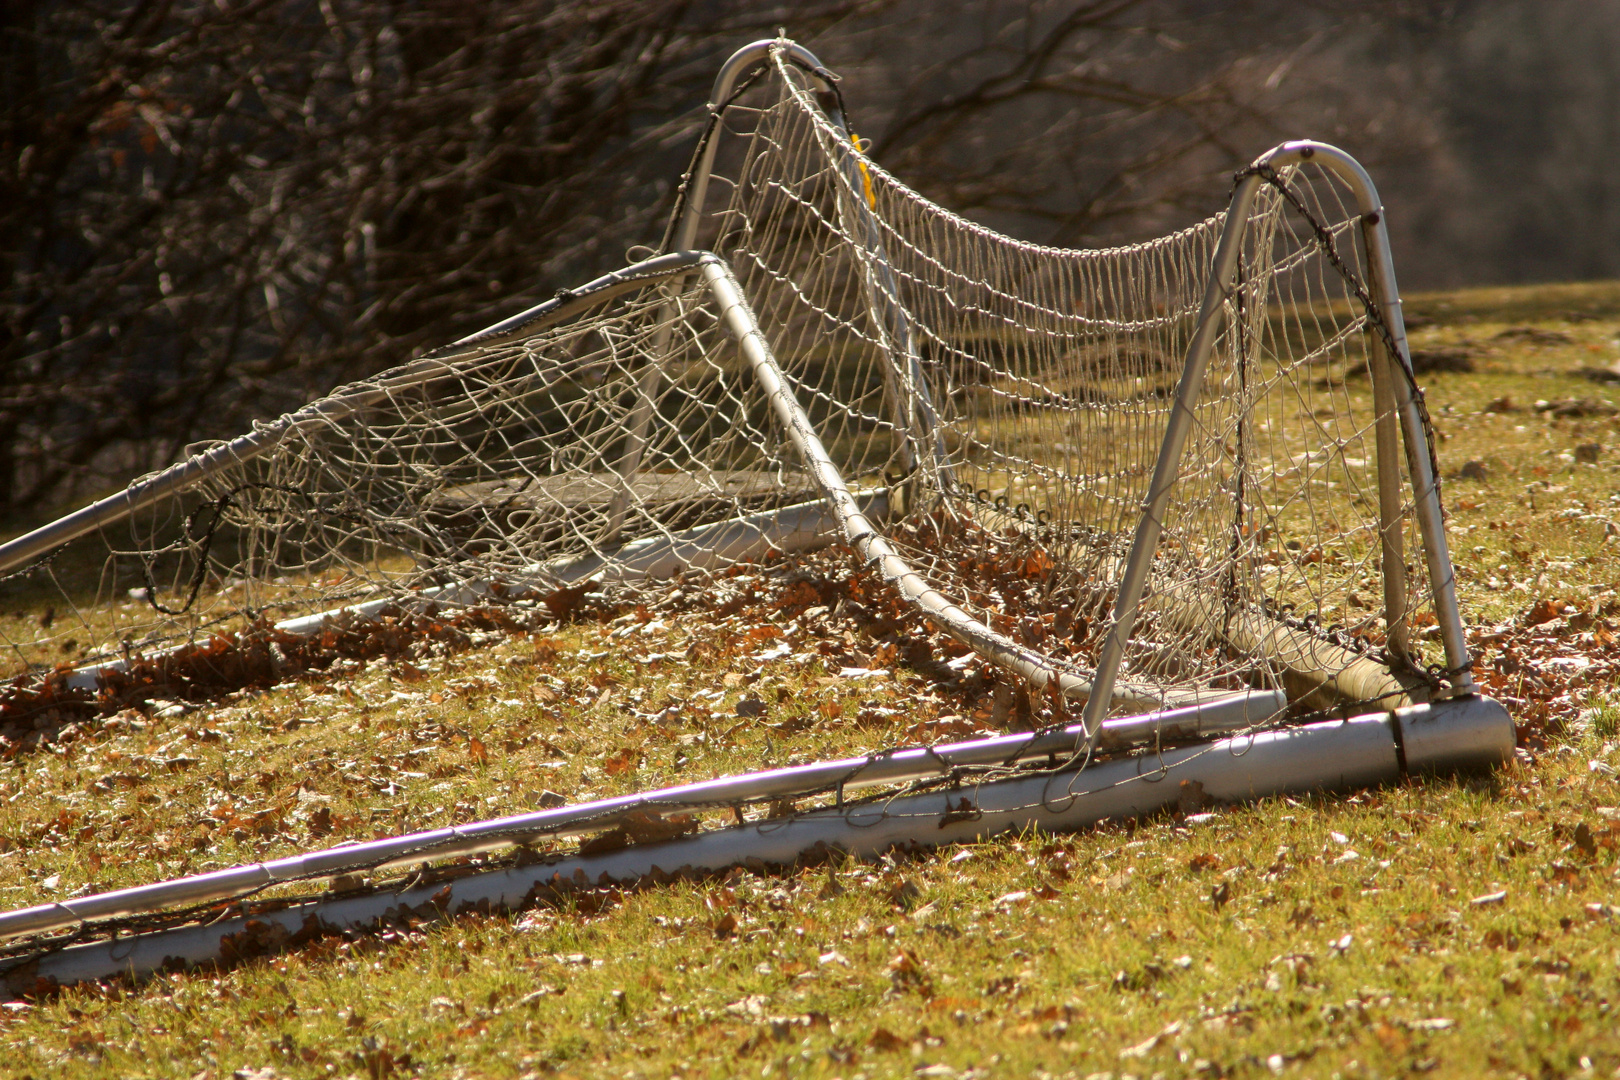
[0,39,1511,989]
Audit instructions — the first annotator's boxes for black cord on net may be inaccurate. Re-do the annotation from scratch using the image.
[0,541,74,586]
[1231,163,1445,509]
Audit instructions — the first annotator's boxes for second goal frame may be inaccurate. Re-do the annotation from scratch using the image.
[1079,139,1476,744]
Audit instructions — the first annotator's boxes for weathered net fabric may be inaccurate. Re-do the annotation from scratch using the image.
[689,52,1440,710]
[1,47,1444,717]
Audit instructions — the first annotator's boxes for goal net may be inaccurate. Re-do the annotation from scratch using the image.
[0,42,1469,737]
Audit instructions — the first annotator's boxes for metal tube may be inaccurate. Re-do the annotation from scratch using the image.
[435,250,711,354]
[1366,326,1411,662]
[5,696,1512,992]
[1395,695,1514,772]
[1253,141,1473,693]
[0,251,711,577]
[540,491,886,586]
[1079,174,1269,744]
[0,689,1282,943]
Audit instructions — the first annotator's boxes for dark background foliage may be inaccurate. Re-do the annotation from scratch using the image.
[3,0,1617,516]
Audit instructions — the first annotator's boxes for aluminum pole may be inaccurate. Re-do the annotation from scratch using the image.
[1079,173,1268,745]
[701,254,1215,713]
[0,690,1283,942]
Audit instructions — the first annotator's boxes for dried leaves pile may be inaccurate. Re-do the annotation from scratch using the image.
[1470,592,1620,746]
[3,501,1603,763]
[0,600,563,757]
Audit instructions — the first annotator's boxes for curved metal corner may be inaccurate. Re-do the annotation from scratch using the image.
[1248,139,1476,695]
[676,39,841,251]
[1254,140,1384,217]
[708,39,836,112]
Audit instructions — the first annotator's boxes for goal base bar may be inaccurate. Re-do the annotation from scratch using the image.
[1,695,1511,996]
[0,690,1286,943]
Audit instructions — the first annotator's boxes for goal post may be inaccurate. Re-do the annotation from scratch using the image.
[1077,139,1476,745]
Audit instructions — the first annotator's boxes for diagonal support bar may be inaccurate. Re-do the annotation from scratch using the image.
[1078,174,1268,743]
[700,254,1215,713]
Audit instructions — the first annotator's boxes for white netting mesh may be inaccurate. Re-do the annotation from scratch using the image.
[1,46,1449,720]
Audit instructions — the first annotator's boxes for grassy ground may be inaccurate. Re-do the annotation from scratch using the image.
[2,281,1620,1078]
